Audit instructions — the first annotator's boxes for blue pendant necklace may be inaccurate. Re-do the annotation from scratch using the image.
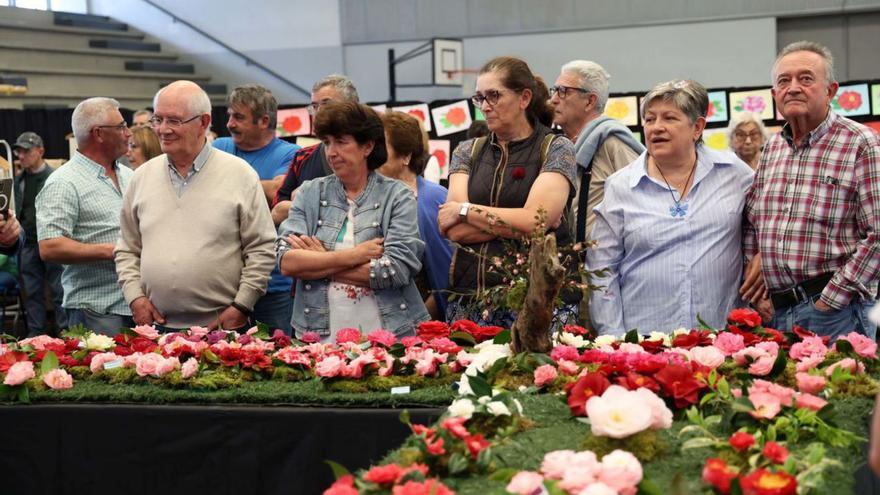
[654,155,696,218]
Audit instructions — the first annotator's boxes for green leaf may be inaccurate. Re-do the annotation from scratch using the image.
[705,415,722,427]
[624,329,640,343]
[324,460,351,480]
[766,424,777,442]
[677,425,705,437]
[253,321,271,339]
[488,467,519,483]
[681,437,717,450]
[448,452,469,474]
[17,385,29,403]
[769,351,788,377]
[476,446,493,468]
[41,351,59,375]
[696,313,714,330]
[399,409,411,426]
[466,373,493,398]
[203,349,219,364]
[731,397,756,413]
[834,339,854,355]
[717,377,730,397]
[636,478,664,495]
[493,329,511,344]
[450,331,477,347]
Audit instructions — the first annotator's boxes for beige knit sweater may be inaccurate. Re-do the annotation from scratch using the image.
[115,148,276,328]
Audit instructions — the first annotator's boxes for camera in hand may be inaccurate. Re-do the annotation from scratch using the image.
[0,178,12,219]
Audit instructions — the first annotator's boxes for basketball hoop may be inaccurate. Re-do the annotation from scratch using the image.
[442,68,479,82]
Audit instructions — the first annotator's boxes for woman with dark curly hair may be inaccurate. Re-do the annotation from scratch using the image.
[437,56,579,328]
[276,101,429,341]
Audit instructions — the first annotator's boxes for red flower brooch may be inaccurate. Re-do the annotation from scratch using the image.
[511,166,526,180]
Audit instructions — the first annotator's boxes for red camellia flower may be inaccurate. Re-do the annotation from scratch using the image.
[726,325,764,347]
[322,475,358,495]
[363,464,404,486]
[739,468,797,495]
[654,364,706,408]
[762,441,789,464]
[0,351,30,372]
[615,371,660,393]
[469,325,504,342]
[392,479,455,495]
[417,321,451,341]
[728,308,762,329]
[702,458,737,495]
[131,337,159,354]
[511,166,526,180]
[464,433,491,459]
[671,330,713,349]
[729,431,756,452]
[565,371,611,416]
[562,324,594,338]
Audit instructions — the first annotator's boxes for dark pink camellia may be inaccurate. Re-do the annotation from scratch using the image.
[335,328,362,344]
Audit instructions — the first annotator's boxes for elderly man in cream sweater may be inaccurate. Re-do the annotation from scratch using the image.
[115,81,276,330]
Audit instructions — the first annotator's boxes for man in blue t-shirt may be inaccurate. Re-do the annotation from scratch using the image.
[213,84,300,334]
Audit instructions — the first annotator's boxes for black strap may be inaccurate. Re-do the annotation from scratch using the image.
[575,163,593,243]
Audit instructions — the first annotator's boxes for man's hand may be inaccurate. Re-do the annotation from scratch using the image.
[0,211,21,247]
[740,253,767,304]
[437,201,463,234]
[755,296,775,323]
[353,237,384,265]
[208,305,248,331]
[131,296,166,326]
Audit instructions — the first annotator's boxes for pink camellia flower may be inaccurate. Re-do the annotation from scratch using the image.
[557,466,599,493]
[335,328,362,344]
[367,329,396,348]
[400,336,422,348]
[690,346,726,369]
[275,347,311,368]
[427,337,461,355]
[135,353,166,377]
[796,392,829,411]
[795,372,826,394]
[155,356,179,377]
[89,352,120,374]
[181,358,199,379]
[580,483,619,495]
[713,332,745,356]
[315,355,346,378]
[540,450,576,479]
[749,380,795,407]
[189,326,210,339]
[755,341,780,356]
[748,355,776,376]
[789,336,828,361]
[796,354,826,372]
[825,357,863,377]
[300,331,321,344]
[533,364,558,388]
[3,361,35,386]
[550,345,579,362]
[506,471,545,495]
[586,385,655,438]
[634,388,674,430]
[132,324,160,340]
[245,326,259,335]
[42,368,73,390]
[556,359,580,376]
[836,332,878,358]
[598,449,643,495]
[19,335,66,351]
[748,392,783,420]
[617,343,645,354]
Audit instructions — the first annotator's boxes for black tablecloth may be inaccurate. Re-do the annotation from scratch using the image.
[0,403,443,495]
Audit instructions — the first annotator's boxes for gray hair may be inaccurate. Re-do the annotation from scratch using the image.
[561,60,610,112]
[133,109,152,119]
[640,80,709,144]
[772,40,836,85]
[228,84,278,129]
[312,74,359,103]
[725,112,770,146]
[71,97,121,145]
[153,83,212,117]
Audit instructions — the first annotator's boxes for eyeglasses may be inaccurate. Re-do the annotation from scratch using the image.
[149,115,202,128]
[549,85,589,99]
[308,98,333,115]
[734,131,763,142]
[94,121,129,131]
[471,89,511,107]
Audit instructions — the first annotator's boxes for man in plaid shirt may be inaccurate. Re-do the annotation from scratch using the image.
[744,41,880,339]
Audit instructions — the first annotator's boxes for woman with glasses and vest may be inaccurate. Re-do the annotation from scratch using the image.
[276,101,429,341]
[437,56,578,328]
[586,80,755,336]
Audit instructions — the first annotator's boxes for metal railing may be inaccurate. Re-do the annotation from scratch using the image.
[141,0,309,98]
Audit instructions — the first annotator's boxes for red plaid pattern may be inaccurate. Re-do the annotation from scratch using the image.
[745,111,880,309]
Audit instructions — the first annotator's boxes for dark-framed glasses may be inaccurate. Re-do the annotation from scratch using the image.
[149,115,202,128]
[734,131,763,142]
[308,98,333,115]
[549,85,589,98]
[94,121,129,131]
[471,89,509,107]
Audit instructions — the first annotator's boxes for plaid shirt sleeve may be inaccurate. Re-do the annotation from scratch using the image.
[822,131,880,308]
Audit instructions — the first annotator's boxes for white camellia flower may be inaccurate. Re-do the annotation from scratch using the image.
[486,401,511,416]
[671,327,690,336]
[447,398,476,419]
[586,385,653,438]
[558,332,587,348]
[647,331,672,346]
[84,333,115,351]
[456,373,474,396]
[593,335,618,347]
[466,342,512,374]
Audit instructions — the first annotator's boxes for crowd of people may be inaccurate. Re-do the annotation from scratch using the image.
[3,39,877,344]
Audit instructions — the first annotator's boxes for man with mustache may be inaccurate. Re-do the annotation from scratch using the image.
[744,41,880,339]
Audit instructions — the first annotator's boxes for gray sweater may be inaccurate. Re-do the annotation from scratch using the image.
[116,147,276,328]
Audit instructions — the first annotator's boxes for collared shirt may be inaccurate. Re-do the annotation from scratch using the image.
[744,110,880,309]
[167,141,212,197]
[35,151,133,314]
[587,146,754,335]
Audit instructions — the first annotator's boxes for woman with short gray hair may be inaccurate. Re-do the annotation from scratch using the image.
[586,80,756,335]
[726,112,769,169]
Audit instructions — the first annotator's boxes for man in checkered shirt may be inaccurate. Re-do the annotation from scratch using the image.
[743,41,880,339]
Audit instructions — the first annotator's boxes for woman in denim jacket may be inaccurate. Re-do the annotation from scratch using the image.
[276,101,429,341]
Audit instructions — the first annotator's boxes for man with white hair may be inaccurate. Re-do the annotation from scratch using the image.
[550,60,644,243]
[36,97,134,334]
[116,80,276,330]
